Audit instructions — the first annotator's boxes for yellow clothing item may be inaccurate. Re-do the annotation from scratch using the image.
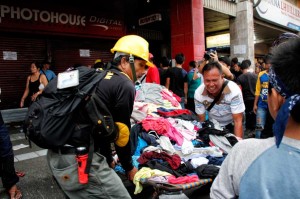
[133,167,172,194]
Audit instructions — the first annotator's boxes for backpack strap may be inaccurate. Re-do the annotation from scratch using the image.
[140,73,147,83]
[129,55,137,82]
[206,80,229,112]
[84,134,94,175]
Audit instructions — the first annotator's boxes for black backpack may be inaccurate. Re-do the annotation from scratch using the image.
[25,66,117,149]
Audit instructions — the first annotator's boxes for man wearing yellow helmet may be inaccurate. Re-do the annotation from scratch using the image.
[94,35,152,198]
[47,35,151,199]
[100,35,153,197]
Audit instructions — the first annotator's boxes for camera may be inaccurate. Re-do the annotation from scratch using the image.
[203,49,216,60]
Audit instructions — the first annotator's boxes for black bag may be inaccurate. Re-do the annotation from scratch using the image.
[25,66,117,149]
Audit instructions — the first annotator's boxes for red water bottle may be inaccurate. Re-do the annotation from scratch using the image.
[76,147,88,184]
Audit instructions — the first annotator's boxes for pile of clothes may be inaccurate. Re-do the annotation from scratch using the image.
[115,83,239,195]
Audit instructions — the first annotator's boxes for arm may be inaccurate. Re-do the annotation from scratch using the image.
[253,95,259,114]
[165,77,170,89]
[232,113,243,138]
[40,74,48,88]
[220,63,234,80]
[192,68,199,80]
[253,75,261,114]
[198,60,207,75]
[113,80,137,180]
[20,76,30,107]
[230,84,245,138]
[210,147,239,199]
[184,82,188,104]
[194,86,206,119]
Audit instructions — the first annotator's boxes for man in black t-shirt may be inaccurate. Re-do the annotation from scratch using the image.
[236,59,257,136]
[165,53,188,108]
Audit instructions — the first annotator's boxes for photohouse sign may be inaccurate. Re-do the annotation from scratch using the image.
[0,4,125,37]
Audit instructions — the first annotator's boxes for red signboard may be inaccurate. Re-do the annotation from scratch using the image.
[0,2,125,38]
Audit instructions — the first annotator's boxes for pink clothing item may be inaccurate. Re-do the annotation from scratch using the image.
[134,102,149,113]
[167,175,199,184]
[167,124,184,146]
[141,116,183,145]
[167,118,196,141]
[142,116,170,135]
[161,89,180,107]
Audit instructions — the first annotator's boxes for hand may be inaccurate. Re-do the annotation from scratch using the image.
[31,92,40,101]
[184,98,187,104]
[253,104,258,114]
[109,160,116,169]
[127,167,138,181]
[210,51,218,62]
[20,100,24,108]
[31,94,37,101]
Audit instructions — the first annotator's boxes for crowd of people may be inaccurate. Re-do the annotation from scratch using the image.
[1,32,300,199]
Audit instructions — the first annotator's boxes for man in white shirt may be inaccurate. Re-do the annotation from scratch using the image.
[194,62,245,138]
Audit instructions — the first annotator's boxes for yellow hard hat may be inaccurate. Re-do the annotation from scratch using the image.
[95,59,102,64]
[111,35,153,67]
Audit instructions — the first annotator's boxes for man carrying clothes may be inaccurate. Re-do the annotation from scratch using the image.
[47,35,152,199]
[194,62,245,138]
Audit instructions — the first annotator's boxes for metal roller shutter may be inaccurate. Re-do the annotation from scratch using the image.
[51,38,115,73]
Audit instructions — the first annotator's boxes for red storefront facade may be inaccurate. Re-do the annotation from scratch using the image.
[0,0,205,109]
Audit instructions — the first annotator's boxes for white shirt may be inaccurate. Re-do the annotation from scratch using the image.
[194,80,245,127]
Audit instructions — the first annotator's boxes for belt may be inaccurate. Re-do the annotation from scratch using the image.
[52,147,77,155]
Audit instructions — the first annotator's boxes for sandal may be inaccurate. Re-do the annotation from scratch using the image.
[8,185,22,199]
[16,171,25,177]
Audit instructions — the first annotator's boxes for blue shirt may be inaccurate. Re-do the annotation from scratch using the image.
[40,69,56,81]
[255,71,269,109]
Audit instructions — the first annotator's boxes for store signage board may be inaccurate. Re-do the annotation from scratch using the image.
[79,49,90,57]
[139,14,162,26]
[0,3,125,37]
[254,0,300,31]
[3,51,17,60]
[206,33,230,48]
[233,45,246,55]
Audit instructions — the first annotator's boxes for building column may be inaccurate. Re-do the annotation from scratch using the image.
[230,0,254,68]
[170,0,205,70]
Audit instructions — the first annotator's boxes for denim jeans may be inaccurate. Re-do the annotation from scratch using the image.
[0,112,19,189]
[256,107,268,138]
[0,112,13,158]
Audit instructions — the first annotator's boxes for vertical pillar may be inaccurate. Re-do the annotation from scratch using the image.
[170,0,205,70]
[230,0,254,69]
